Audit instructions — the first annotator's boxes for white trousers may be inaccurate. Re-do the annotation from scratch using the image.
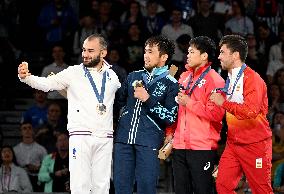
[69,134,113,194]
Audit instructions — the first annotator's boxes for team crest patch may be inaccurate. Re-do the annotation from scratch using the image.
[236,84,241,92]
[256,158,262,168]
[198,79,206,88]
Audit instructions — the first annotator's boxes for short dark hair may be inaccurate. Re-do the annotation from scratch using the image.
[86,33,108,50]
[145,35,175,64]
[219,34,248,62]
[189,36,216,62]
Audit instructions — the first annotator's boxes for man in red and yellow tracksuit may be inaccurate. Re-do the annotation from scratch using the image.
[166,36,225,194]
[210,35,273,194]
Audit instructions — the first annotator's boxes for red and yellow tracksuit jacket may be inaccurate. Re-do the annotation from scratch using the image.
[223,66,272,144]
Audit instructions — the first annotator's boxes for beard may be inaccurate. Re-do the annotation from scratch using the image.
[84,55,101,68]
[144,62,156,72]
[145,66,153,72]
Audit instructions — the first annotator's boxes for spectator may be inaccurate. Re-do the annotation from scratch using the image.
[36,102,67,153]
[267,84,282,123]
[41,45,69,100]
[21,89,48,129]
[120,1,144,31]
[161,7,193,66]
[242,0,256,18]
[73,15,99,63]
[175,34,191,78]
[267,44,284,84]
[273,68,284,95]
[256,0,279,34]
[123,23,145,73]
[38,133,69,192]
[95,0,118,41]
[106,46,127,84]
[172,0,195,21]
[213,0,232,18]
[189,0,224,45]
[13,121,47,192]
[245,33,267,80]
[0,145,33,193]
[38,0,78,52]
[272,111,284,180]
[225,0,254,36]
[269,26,284,62]
[256,20,278,62]
[274,162,284,193]
[142,0,165,37]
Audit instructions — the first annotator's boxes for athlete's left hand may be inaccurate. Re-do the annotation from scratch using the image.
[134,86,150,102]
[210,92,225,106]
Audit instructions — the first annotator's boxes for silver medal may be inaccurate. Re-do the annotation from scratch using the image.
[97,103,106,115]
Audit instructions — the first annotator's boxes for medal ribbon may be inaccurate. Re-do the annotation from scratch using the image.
[83,66,107,104]
[184,66,211,97]
[215,64,246,96]
[142,71,169,89]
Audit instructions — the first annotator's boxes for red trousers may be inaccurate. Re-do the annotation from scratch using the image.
[216,138,273,194]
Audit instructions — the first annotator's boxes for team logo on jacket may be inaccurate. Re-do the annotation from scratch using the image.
[198,79,206,88]
[256,158,262,168]
[153,82,166,97]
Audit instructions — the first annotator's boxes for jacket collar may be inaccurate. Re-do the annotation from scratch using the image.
[188,62,211,77]
[144,65,168,76]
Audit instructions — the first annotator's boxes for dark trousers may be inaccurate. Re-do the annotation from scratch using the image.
[113,142,160,194]
[29,175,44,192]
[172,149,217,194]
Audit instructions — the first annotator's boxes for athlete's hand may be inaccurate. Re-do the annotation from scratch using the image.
[210,92,225,106]
[164,134,173,145]
[176,92,189,106]
[134,86,149,102]
[18,62,31,79]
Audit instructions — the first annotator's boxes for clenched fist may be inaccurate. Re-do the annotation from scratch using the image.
[134,86,149,102]
[18,62,31,79]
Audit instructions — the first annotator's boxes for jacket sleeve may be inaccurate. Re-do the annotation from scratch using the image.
[19,167,33,192]
[185,73,225,122]
[165,121,177,136]
[38,155,53,183]
[222,72,267,120]
[145,80,179,126]
[19,67,71,92]
[116,74,130,110]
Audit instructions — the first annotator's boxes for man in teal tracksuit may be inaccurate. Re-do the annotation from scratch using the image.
[113,35,179,194]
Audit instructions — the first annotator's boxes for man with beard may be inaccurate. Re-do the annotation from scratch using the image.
[18,33,121,194]
[210,35,273,194]
[113,35,179,194]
